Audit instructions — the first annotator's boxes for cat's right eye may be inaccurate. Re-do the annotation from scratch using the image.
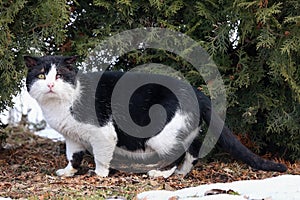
[37,74,46,79]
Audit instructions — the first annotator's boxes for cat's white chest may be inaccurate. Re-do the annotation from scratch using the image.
[40,102,72,130]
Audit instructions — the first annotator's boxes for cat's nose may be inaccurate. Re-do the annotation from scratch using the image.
[47,83,54,89]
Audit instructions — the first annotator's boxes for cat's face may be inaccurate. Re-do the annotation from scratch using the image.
[24,55,79,104]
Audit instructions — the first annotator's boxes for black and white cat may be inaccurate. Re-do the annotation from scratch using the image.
[24,55,287,178]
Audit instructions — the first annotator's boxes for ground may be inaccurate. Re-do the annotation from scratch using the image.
[0,126,299,199]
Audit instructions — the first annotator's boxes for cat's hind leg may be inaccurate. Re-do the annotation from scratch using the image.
[175,137,201,176]
[175,152,198,176]
[147,153,186,178]
[147,134,201,178]
[56,138,85,177]
[146,153,197,178]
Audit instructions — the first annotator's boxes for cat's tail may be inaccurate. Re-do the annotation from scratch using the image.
[197,91,287,172]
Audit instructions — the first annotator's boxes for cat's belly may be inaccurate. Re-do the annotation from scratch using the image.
[110,111,200,172]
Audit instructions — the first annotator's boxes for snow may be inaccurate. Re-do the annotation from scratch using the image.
[137,175,300,200]
[0,86,64,141]
[35,126,64,141]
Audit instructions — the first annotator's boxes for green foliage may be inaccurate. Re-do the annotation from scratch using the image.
[224,0,300,160]
[0,0,71,112]
[0,0,299,160]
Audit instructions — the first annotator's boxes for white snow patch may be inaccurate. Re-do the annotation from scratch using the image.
[137,175,300,200]
[35,126,64,141]
[0,86,64,141]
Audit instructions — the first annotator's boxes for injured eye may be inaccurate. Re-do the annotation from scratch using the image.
[56,74,62,79]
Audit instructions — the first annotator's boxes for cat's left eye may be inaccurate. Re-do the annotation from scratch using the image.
[37,74,45,79]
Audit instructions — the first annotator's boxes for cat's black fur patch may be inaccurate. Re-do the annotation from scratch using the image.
[71,151,85,169]
[188,135,202,159]
[94,71,189,151]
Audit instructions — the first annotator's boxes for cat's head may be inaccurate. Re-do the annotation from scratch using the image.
[24,55,79,104]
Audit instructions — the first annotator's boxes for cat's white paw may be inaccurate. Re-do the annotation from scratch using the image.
[56,167,77,177]
[147,166,177,178]
[94,168,109,177]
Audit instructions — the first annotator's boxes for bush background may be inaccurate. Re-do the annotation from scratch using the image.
[0,0,299,160]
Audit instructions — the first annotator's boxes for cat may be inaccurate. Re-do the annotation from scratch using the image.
[24,55,287,178]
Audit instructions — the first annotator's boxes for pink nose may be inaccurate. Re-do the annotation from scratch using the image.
[47,83,54,89]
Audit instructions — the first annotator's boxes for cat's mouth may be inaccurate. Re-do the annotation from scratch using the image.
[46,90,56,94]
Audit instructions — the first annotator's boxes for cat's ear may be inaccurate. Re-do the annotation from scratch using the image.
[24,56,40,68]
[64,56,77,64]
[64,56,78,73]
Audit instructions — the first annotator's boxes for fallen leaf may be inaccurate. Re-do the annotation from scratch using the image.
[149,180,159,186]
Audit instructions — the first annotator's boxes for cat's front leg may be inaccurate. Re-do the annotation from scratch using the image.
[91,125,117,177]
[92,141,116,177]
[56,138,85,177]
[56,162,77,177]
